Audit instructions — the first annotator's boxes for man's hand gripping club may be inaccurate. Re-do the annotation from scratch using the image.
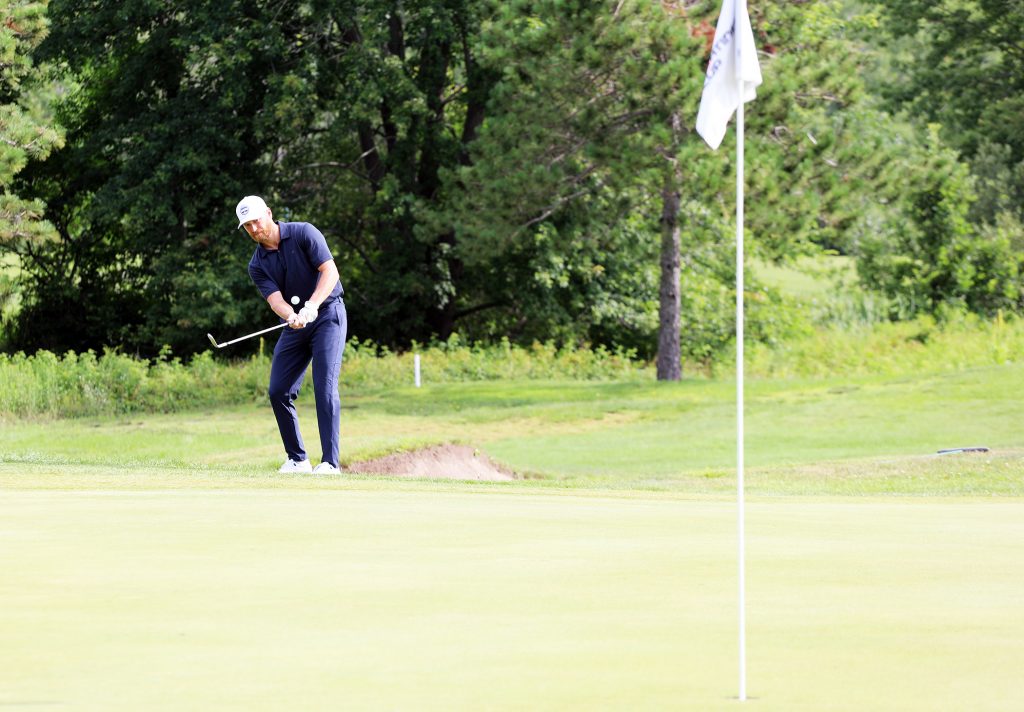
[287,300,319,329]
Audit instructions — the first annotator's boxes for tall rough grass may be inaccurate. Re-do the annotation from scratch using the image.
[0,349,270,419]
[4,315,1023,419]
[745,312,1024,378]
[344,336,646,387]
[0,338,647,419]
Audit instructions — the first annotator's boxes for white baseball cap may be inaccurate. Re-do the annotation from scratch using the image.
[235,195,269,228]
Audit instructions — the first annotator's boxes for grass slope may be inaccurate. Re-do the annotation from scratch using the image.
[2,363,1023,495]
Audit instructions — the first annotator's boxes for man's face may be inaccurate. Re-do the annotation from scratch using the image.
[241,209,273,245]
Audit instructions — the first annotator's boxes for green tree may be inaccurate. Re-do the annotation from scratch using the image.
[14,0,507,354]
[10,0,953,361]
[840,0,1024,318]
[443,0,915,373]
[0,0,62,251]
[857,127,1024,317]
[874,0,1024,226]
[436,0,701,375]
[12,1,311,354]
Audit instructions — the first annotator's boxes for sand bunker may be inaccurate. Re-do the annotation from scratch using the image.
[347,444,516,481]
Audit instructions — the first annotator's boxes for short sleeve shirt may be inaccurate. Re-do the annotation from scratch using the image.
[247,221,344,306]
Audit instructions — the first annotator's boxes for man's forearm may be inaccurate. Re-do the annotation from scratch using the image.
[306,261,340,308]
[266,292,296,320]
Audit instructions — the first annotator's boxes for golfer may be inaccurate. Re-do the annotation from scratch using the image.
[236,195,347,475]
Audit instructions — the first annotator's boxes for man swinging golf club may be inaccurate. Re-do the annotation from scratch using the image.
[236,195,347,475]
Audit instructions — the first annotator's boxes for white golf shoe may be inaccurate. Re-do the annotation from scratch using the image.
[312,462,341,475]
[278,458,312,474]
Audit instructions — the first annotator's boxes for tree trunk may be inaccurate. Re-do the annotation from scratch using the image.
[656,143,682,381]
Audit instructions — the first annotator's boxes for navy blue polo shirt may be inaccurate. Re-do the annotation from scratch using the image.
[248,221,343,308]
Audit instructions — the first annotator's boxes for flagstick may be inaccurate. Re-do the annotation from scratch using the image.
[736,97,747,703]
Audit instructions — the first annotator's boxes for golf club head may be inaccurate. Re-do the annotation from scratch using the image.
[207,333,222,348]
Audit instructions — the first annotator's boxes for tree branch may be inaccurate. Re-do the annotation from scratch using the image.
[331,231,379,275]
[519,180,602,231]
[453,300,506,320]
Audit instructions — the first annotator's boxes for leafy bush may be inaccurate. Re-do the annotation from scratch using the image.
[341,335,646,388]
[855,128,1024,318]
[0,338,648,419]
[745,312,1024,378]
[0,348,271,419]
[6,313,1024,420]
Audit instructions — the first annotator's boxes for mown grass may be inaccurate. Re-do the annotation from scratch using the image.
[3,489,1020,711]
[3,362,1022,496]
[754,254,856,300]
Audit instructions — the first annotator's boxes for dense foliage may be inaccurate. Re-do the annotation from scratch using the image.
[874,0,1023,224]
[853,0,1024,317]
[0,0,1021,367]
[0,0,62,247]
[0,0,63,328]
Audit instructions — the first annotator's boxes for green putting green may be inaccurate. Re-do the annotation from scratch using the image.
[2,486,1021,710]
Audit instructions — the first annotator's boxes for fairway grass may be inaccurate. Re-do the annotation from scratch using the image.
[1,488,1021,711]
[3,363,1024,495]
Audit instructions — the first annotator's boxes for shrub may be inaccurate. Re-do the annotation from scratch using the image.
[0,339,648,419]
[745,311,1024,378]
[855,128,1024,319]
[5,314,1024,420]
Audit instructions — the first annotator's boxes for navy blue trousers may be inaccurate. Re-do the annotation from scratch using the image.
[268,300,347,467]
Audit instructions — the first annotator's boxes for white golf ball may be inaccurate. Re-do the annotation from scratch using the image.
[290,296,300,305]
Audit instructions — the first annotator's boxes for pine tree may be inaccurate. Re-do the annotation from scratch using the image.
[0,0,63,250]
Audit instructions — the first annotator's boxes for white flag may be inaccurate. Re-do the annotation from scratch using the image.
[695,0,762,150]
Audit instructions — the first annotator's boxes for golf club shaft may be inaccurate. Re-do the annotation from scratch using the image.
[219,322,287,347]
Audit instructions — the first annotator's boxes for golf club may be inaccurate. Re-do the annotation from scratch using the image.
[207,323,287,348]
[207,295,303,348]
